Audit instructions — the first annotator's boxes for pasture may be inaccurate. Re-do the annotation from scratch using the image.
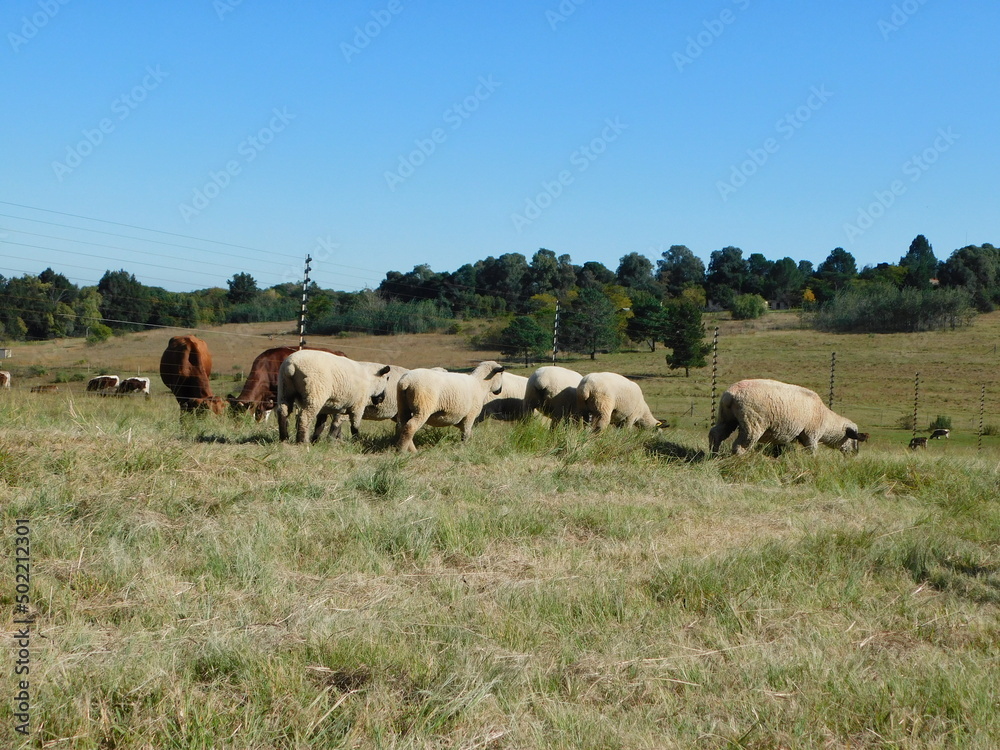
[2,312,1000,748]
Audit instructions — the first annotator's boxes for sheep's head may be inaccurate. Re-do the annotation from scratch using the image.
[369,365,392,406]
[840,424,864,454]
[487,365,504,396]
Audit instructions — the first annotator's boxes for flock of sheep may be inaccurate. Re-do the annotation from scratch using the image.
[272,348,868,456]
[274,350,663,453]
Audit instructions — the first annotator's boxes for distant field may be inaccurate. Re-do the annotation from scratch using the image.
[6,309,1000,451]
[2,311,1000,748]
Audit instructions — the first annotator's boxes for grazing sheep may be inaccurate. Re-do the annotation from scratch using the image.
[909,436,928,450]
[576,372,661,432]
[324,363,409,439]
[478,372,530,421]
[276,350,391,443]
[929,428,950,439]
[395,361,505,452]
[523,366,583,426]
[709,378,865,456]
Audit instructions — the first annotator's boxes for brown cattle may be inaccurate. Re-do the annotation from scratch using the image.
[909,436,928,450]
[159,335,225,414]
[0,371,10,388]
[30,385,58,393]
[227,346,345,420]
[87,375,119,392]
[116,376,151,396]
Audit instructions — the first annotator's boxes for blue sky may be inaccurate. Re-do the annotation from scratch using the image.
[2,0,997,293]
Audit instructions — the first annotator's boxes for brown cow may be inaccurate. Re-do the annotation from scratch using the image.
[87,375,120,393]
[0,371,11,389]
[159,335,225,414]
[30,385,58,393]
[227,346,345,420]
[116,376,151,396]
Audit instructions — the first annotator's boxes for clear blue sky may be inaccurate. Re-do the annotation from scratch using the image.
[2,1,997,293]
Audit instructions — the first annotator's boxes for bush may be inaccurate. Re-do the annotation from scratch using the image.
[929,415,952,431]
[54,371,87,383]
[982,424,999,437]
[814,285,975,333]
[729,294,768,321]
[895,412,916,431]
[86,323,114,345]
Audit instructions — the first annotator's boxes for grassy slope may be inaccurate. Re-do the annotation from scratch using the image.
[1,313,999,748]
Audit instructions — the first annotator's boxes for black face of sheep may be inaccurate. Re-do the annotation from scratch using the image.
[841,426,867,455]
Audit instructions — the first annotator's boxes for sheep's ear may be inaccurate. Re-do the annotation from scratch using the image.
[845,427,859,440]
[489,366,505,378]
[376,365,391,376]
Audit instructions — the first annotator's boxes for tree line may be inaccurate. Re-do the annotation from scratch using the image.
[1,235,995,369]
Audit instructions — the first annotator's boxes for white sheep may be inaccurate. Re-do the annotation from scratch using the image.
[478,372,530,421]
[396,360,505,452]
[708,378,865,456]
[276,350,391,443]
[522,366,583,426]
[576,372,661,432]
[325,363,409,438]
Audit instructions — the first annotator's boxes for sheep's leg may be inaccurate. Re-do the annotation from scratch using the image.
[296,406,318,444]
[312,412,330,443]
[349,409,364,438]
[397,416,423,453]
[708,421,737,454]
[277,403,291,442]
[796,431,819,454]
[592,412,611,433]
[732,426,761,455]
[458,417,475,442]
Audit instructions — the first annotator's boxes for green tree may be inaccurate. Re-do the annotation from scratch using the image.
[562,288,621,359]
[616,252,660,295]
[662,299,710,376]
[498,316,549,366]
[899,234,938,290]
[227,272,260,303]
[814,247,857,300]
[626,290,667,352]
[98,270,151,331]
[657,245,705,297]
[766,257,806,308]
[706,246,748,308]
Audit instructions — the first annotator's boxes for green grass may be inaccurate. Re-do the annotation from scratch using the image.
[3,318,1000,748]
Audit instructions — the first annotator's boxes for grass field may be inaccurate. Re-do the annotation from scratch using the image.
[2,313,1000,748]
